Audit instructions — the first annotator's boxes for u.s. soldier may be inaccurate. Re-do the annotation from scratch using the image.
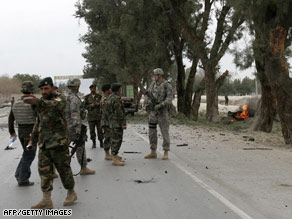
[8,81,37,186]
[144,68,174,160]
[65,78,95,175]
[24,77,77,209]
[84,83,104,148]
[108,83,127,166]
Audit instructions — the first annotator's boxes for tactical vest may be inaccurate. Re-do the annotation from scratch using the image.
[12,98,36,125]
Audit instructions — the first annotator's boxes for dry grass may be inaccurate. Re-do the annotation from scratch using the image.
[0,76,21,94]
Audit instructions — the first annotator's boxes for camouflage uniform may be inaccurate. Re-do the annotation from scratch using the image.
[108,92,126,156]
[65,88,88,168]
[84,91,104,144]
[101,94,111,152]
[145,76,174,152]
[8,81,37,186]
[30,93,74,192]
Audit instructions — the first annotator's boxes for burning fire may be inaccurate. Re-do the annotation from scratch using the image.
[231,105,249,122]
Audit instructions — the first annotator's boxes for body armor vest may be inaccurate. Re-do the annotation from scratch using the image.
[12,99,36,125]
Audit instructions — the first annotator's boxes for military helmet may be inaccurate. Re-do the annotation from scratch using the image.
[21,81,34,93]
[153,68,164,76]
[67,78,81,87]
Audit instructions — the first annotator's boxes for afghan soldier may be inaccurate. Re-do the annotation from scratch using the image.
[24,77,77,209]
[84,83,104,148]
[144,68,174,160]
[8,81,37,186]
[108,83,126,166]
[65,79,95,175]
[101,84,112,160]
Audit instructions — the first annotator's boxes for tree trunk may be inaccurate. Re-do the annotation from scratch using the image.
[265,24,292,144]
[252,60,276,132]
[176,56,186,113]
[190,78,205,121]
[183,59,198,118]
[205,68,220,122]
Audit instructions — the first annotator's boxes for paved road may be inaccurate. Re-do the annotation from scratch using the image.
[0,121,253,219]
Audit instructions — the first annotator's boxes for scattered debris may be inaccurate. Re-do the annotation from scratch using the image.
[243,136,255,142]
[87,158,92,162]
[176,143,188,147]
[279,184,292,187]
[206,166,209,169]
[220,133,225,136]
[134,178,155,184]
[123,151,142,154]
[243,148,273,150]
[165,170,168,174]
[84,190,88,192]
[4,146,16,150]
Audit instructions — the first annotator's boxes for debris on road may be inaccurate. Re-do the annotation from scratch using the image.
[123,151,142,154]
[243,148,273,150]
[134,178,155,184]
[176,143,188,147]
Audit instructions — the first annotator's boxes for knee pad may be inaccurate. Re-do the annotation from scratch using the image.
[149,123,157,129]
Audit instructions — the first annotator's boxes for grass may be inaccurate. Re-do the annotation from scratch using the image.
[127,111,282,135]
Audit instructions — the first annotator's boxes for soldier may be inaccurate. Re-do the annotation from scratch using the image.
[8,81,37,186]
[101,84,112,160]
[65,79,95,175]
[24,77,77,209]
[84,83,104,148]
[108,83,127,166]
[144,68,174,160]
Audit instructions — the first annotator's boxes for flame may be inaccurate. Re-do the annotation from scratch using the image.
[236,105,249,120]
[231,105,249,122]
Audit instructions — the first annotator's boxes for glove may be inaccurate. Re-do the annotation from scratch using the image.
[154,104,162,111]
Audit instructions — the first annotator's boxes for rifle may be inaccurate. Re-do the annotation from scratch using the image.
[70,124,87,158]
[145,91,161,113]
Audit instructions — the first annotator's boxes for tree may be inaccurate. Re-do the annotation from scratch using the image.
[168,0,245,122]
[231,0,292,144]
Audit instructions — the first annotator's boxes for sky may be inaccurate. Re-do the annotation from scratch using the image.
[0,0,255,84]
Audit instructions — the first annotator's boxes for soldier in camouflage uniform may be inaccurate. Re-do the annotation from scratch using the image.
[144,68,174,160]
[84,84,104,148]
[101,84,112,160]
[65,79,95,175]
[8,81,37,186]
[108,83,127,166]
[24,77,77,209]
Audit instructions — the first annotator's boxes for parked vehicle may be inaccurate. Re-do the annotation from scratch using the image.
[121,97,138,116]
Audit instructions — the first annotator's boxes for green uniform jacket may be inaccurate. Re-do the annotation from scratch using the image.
[30,93,69,149]
[108,93,126,128]
[101,94,110,127]
[84,92,102,121]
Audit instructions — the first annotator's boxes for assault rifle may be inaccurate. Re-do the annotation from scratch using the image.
[145,91,161,113]
[70,124,87,158]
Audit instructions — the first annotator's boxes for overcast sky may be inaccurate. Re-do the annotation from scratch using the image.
[0,0,254,82]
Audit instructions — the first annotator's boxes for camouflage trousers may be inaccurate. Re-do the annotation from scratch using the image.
[103,125,111,151]
[76,142,87,168]
[38,145,74,192]
[148,110,170,151]
[88,120,104,141]
[110,127,123,156]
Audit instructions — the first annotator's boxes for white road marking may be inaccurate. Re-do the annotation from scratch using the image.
[134,130,254,219]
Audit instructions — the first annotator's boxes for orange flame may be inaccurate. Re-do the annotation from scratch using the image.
[231,105,249,122]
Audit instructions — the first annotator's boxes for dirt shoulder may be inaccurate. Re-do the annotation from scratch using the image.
[129,114,292,219]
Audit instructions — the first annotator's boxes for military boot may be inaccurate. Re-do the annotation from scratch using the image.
[105,151,112,160]
[112,156,125,166]
[92,140,96,148]
[31,191,53,209]
[99,139,104,148]
[144,149,157,159]
[80,167,95,175]
[162,151,168,160]
[63,189,77,206]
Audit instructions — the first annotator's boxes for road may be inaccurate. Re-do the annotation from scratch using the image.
[0,113,291,219]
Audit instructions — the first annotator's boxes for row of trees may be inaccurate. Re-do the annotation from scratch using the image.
[219,77,257,96]
[76,0,292,145]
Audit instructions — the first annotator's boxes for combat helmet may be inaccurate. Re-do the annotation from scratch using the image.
[67,78,81,87]
[153,68,164,76]
[21,81,34,93]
